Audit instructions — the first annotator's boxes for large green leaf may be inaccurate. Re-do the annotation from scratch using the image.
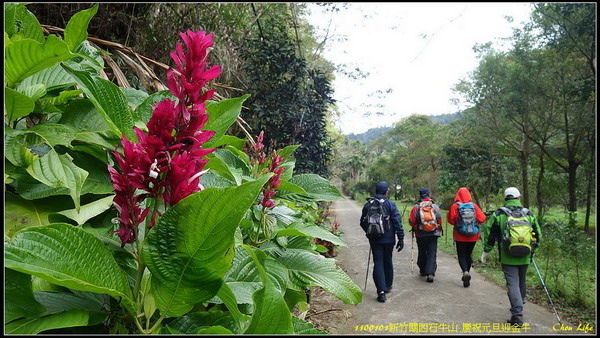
[203,95,250,149]
[4,310,92,334]
[269,248,362,305]
[61,64,135,140]
[17,63,76,92]
[275,222,346,247]
[292,317,327,334]
[4,191,64,237]
[279,174,342,202]
[242,246,294,334]
[23,123,78,147]
[5,268,46,323]
[14,4,45,43]
[216,281,251,331]
[5,35,75,87]
[222,247,290,295]
[48,195,114,225]
[64,4,98,51]
[4,3,18,37]
[4,223,135,315]
[4,87,35,121]
[142,176,270,317]
[166,311,239,334]
[26,149,88,211]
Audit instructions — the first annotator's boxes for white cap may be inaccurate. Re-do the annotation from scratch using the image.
[504,187,521,198]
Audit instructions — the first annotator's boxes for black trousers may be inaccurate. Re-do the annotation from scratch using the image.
[416,236,438,276]
[371,243,394,294]
[456,241,476,272]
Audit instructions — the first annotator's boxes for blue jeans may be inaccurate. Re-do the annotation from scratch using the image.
[371,243,394,293]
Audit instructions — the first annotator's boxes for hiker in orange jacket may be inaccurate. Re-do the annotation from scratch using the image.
[447,187,487,287]
[408,188,442,283]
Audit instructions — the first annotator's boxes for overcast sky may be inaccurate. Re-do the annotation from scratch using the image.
[304,2,534,135]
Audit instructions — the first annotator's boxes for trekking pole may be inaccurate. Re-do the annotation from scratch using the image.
[411,231,415,275]
[531,256,562,323]
[364,247,372,291]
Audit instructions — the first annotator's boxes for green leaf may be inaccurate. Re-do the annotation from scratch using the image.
[4,3,18,37]
[292,317,327,334]
[5,86,35,121]
[49,195,114,225]
[216,282,251,332]
[5,35,76,87]
[120,87,149,112]
[5,268,46,323]
[4,223,135,315]
[26,149,88,211]
[33,291,107,315]
[20,83,47,101]
[167,311,239,334]
[4,191,61,237]
[242,246,294,334]
[61,63,135,140]
[279,174,343,202]
[17,63,76,92]
[134,90,173,124]
[24,123,78,147]
[142,176,270,317]
[14,4,44,43]
[4,309,91,334]
[203,95,250,148]
[64,4,98,51]
[270,248,362,305]
[275,223,346,247]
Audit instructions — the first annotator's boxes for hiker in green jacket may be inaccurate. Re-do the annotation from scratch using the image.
[480,187,542,327]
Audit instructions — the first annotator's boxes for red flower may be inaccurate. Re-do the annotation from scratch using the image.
[109,30,220,246]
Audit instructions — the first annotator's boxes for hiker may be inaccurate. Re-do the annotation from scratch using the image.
[408,188,442,283]
[480,187,542,327]
[360,181,404,303]
[447,187,487,287]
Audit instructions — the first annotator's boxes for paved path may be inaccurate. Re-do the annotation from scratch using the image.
[315,194,585,335]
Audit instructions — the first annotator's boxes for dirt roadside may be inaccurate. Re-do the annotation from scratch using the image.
[305,195,591,335]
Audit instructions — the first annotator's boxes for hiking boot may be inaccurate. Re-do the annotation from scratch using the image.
[507,315,524,327]
[377,292,386,303]
[462,271,471,288]
[426,275,434,283]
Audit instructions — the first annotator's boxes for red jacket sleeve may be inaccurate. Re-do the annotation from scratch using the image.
[447,203,458,226]
[474,204,487,224]
[408,206,418,228]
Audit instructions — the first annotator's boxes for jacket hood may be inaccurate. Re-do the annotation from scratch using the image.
[454,187,472,203]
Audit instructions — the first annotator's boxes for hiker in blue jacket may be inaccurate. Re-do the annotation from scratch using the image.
[360,181,404,303]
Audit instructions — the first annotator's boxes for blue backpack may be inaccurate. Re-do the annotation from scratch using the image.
[456,202,479,236]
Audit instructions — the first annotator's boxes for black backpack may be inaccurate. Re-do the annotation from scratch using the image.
[366,198,387,239]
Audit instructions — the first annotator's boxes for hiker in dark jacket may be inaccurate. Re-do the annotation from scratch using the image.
[480,187,542,327]
[447,187,487,287]
[408,188,442,283]
[360,181,404,303]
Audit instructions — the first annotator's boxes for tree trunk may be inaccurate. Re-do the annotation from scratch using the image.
[567,160,579,227]
[520,150,530,208]
[536,152,545,221]
[584,166,592,233]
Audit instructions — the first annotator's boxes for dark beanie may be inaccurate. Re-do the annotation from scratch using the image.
[419,188,430,198]
[376,181,389,194]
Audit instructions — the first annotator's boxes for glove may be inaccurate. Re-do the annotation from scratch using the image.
[396,239,404,252]
[480,252,489,263]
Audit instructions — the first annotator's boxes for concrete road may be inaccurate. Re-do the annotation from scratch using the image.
[318,194,588,335]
